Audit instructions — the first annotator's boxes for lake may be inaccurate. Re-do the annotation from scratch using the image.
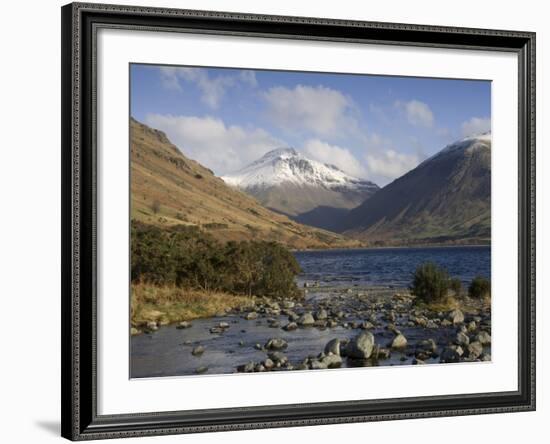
[130,245,491,378]
[294,245,491,288]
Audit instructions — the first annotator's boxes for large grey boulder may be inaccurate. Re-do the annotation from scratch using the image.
[297,312,315,326]
[346,332,375,359]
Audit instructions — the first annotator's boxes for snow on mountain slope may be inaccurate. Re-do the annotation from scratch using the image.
[222,148,378,193]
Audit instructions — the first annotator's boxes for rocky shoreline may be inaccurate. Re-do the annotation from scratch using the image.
[131,285,491,377]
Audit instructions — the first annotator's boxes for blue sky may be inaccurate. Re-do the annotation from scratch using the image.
[131,63,491,186]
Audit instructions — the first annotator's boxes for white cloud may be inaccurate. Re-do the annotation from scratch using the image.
[263,84,357,137]
[145,114,283,175]
[461,117,491,137]
[302,139,366,178]
[239,70,258,87]
[365,150,421,183]
[395,100,434,128]
[158,67,255,109]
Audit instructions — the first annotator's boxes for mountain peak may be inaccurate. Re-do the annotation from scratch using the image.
[222,148,378,192]
[261,147,299,159]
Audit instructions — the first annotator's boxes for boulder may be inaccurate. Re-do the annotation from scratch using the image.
[322,353,343,368]
[297,312,315,326]
[475,331,491,345]
[195,366,208,374]
[455,331,470,346]
[268,351,288,365]
[315,309,328,320]
[191,345,205,356]
[244,312,258,320]
[346,331,375,359]
[391,333,408,349]
[283,322,298,331]
[176,321,192,329]
[448,309,465,325]
[310,360,328,370]
[324,338,342,356]
[265,338,288,350]
[467,341,484,360]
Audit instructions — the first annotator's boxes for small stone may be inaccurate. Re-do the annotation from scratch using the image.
[195,366,208,374]
[130,327,141,336]
[455,331,470,346]
[324,338,342,356]
[467,341,484,360]
[283,322,298,331]
[467,320,477,332]
[449,309,465,325]
[297,312,315,326]
[176,321,192,329]
[310,360,328,370]
[391,333,408,349]
[265,338,288,350]
[322,353,342,368]
[244,312,258,320]
[238,362,255,373]
[268,351,288,365]
[146,321,158,331]
[191,345,205,356]
[315,309,328,320]
[475,331,491,345]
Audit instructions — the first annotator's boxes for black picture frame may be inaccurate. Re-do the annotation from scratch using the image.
[61,2,536,440]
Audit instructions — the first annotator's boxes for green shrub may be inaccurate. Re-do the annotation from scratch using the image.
[468,276,491,299]
[449,278,462,296]
[130,220,302,299]
[410,262,451,304]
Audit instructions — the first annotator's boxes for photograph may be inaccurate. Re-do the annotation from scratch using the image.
[129,64,492,378]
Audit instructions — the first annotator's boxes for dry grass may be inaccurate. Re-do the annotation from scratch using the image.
[413,294,460,312]
[131,282,256,327]
[130,118,362,250]
[414,293,490,315]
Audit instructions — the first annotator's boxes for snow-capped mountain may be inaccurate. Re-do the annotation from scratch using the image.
[338,133,491,245]
[222,148,379,229]
[223,148,378,192]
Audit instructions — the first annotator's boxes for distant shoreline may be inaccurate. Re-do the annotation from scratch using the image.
[291,242,491,253]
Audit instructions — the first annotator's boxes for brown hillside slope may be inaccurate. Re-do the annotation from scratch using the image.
[130,118,361,249]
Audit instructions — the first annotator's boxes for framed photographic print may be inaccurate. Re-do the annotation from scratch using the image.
[61,2,536,440]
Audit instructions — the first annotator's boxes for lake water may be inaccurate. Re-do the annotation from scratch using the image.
[294,245,491,288]
[131,245,491,378]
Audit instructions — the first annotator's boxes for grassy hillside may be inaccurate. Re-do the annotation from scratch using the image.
[130,118,362,249]
[339,136,491,246]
